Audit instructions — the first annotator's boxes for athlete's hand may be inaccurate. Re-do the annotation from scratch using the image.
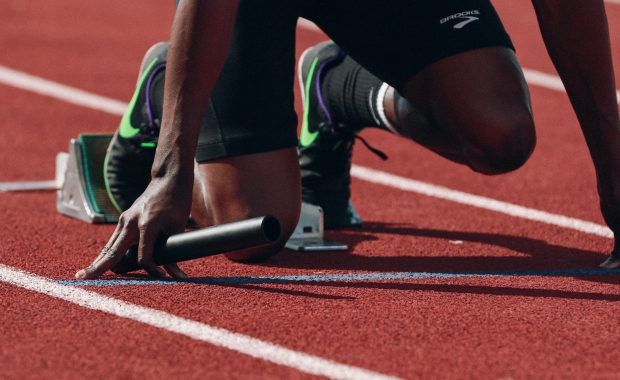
[75,176,192,279]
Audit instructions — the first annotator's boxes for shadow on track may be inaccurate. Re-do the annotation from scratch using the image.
[296,281,620,302]
[66,221,618,300]
[265,221,618,286]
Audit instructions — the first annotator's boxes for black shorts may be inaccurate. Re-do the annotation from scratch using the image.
[195,0,514,162]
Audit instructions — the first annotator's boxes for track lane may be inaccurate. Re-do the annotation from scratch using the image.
[1,1,619,379]
[1,267,396,380]
[0,284,316,380]
[0,85,118,181]
[484,1,620,89]
[1,169,618,377]
[0,0,174,100]
[2,87,615,376]
[0,86,617,375]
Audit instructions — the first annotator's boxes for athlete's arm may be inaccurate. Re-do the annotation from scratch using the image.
[75,0,239,279]
[531,0,620,261]
[155,0,239,181]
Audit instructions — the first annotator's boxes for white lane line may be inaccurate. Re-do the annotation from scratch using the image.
[0,65,127,115]
[60,268,620,287]
[524,69,620,103]
[296,20,620,105]
[0,264,399,380]
[351,165,613,238]
[0,180,57,192]
[0,65,615,239]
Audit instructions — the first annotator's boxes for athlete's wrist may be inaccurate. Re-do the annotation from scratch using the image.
[151,142,195,181]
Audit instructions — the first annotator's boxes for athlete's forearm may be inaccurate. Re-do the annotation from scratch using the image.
[152,0,239,180]
[532,0,620,235]
[532,0,619,167]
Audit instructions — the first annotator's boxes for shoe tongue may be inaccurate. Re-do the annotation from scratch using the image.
[147,67,166,128]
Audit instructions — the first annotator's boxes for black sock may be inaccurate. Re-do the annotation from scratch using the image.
[322,56,392,131]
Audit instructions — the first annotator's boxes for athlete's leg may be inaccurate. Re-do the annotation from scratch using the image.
[190,149,301,262]
[106,0,301,262]
[190,0,301,261]
[303,0,535,176]
[387,47,535,174]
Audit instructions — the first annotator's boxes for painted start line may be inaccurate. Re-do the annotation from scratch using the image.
[60,268,620,287]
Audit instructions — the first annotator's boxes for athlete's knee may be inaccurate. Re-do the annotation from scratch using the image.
[467,113,536,175]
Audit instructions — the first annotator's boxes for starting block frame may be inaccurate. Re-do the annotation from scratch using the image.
[56,134,348,252]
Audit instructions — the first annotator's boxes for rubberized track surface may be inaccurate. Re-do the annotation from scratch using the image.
[1,1,619,378]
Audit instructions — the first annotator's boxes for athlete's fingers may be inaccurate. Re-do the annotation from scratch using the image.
[89,221,124,268]
[137,226,166,278]
[77,213,134,278]
[76,229,137,279]
[163,263,188,279]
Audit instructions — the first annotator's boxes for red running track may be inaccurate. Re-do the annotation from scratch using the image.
[0,1,619,379]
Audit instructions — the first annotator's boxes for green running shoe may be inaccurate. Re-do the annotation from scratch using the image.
[297,41,364,230]
[104,42,168,212]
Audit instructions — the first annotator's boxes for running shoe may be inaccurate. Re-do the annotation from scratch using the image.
[298,41,386,229]
[104,42,168,212]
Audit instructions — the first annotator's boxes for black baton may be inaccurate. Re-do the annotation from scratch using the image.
[112,215,281,274]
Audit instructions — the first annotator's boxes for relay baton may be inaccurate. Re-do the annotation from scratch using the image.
[112,215,281,274]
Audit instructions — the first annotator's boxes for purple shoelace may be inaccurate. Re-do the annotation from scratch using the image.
[314,56,340,127]
[145,63,167,133]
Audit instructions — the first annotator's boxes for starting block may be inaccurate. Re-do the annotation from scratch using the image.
[285,203,348,252]
[56,134,120,223]
[56,134,348,252]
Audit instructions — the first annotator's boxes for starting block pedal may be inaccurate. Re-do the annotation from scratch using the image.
[56,134,348,251]
[56,134,120,223]
[285,203,348,251]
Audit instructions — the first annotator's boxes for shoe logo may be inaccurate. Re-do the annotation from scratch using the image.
[440,10,480,29]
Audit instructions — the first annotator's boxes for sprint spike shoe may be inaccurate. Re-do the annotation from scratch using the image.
[298,41,363,229]
[104,42,168,212]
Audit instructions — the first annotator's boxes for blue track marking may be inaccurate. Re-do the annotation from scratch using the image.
[58,268,620,287]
